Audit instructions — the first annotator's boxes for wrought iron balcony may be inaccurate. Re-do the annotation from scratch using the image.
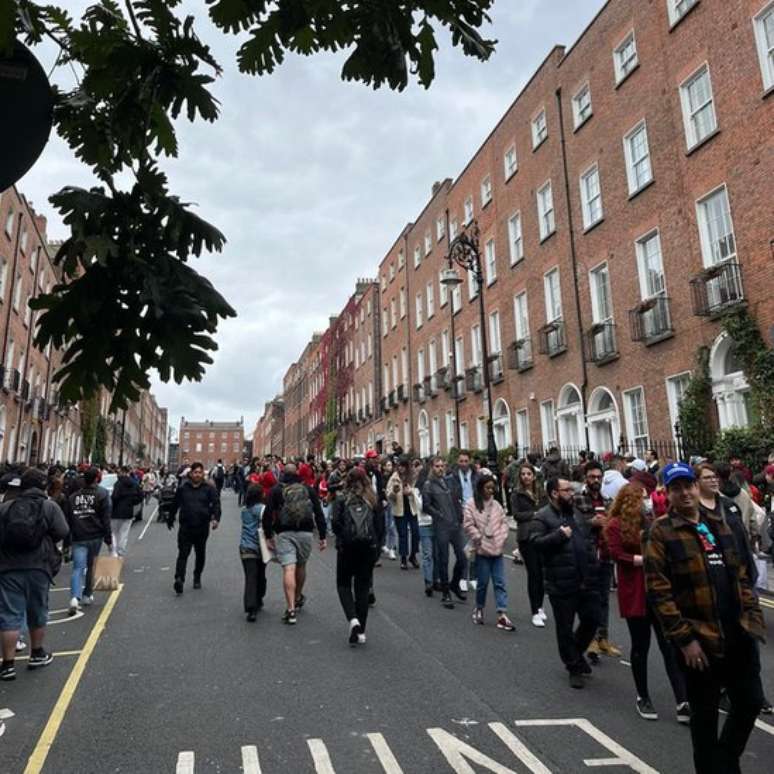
[629,295,673,343]
[585,321,618,364]
[388,390,398,408]
[397,384,408,403]
[507,338,533,371]
[452,374,466,400]
[436,367,452,391]
[537,319,566,357]
[423,375,435,399]
[380,396,388,414]
[413,382,425,403]
[689,260,744,316]
[488,353,504,382]
[465,366,483,393]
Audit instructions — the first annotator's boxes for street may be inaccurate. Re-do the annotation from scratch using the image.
[1,491,774,774]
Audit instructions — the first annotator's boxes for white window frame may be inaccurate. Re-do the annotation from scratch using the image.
[754,1,774,91]
[480,175,493,206]
[623,386,650,453]
[439,270,448,307]
[413,245,421,268]
[503,144,518,180]
[436,216,445,242]
[3,210,13,237]
[536,180,555,240]
[426,281,435,319]
[668,0,699,27]
[424,230,432,256]
[513,292,530,340]
[613,31,639,85]
[635,229,667,299]
[623,120,653,195]
[508,211,523,265]
[679,63,717,149]
[450,218,459,240]
[382,310,388,337]
[484,238,497,285]
[464,196,474,225]
[388,263,395,282]
[454,336,465,377]
[451,282,462,313]
[543,268,562,323]
[467,266,478,301]
[579,163,603,229]
[531,109,548,149]
[12,276,22,312]
[0,258,7,303]
[470,324,482,367]
[515,408,530,451]
[488,310,502,354]
[397,249,405,269]
[415,292,423,329]
[572,82,593,129]
[540,400,557,447]
[390,298,397,329]
[695,184,736,268]
[399,287,407,319]
[589,262,613,324]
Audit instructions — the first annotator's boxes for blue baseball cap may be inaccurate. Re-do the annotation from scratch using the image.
[662,462,696,487]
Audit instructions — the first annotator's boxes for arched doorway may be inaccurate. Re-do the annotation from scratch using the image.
[556,384,585,452]
[418,410,430,458]
[493,399,512,449]
[710,334,753,429]
[587,387,620,455]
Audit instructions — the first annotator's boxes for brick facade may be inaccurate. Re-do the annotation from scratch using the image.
[178,418,245,469]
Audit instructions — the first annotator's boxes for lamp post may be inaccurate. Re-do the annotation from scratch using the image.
[440,221,500,487]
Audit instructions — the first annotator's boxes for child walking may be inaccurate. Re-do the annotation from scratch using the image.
[240,484,267,621]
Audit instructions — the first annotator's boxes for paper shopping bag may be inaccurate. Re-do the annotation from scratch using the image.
[258,530,278,565]
[93,555,123,591]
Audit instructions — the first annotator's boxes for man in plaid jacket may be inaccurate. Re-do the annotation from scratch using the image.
[645,462,765,774]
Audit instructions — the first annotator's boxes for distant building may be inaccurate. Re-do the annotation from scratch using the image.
[178,418,245,469]
[168,441,179,468]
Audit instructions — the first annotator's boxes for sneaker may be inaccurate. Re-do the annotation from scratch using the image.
[636,697,658,721]
[357,633,367,645]
[458,579,468,592]
[173,578,184,595]
[538,607,547,621]
[578,656,593,676]
[451,585,467,602]
[81,595,94,606]
[676,702,691,725]
[388,549,397,561]
[441,593,455,610]
[472,608,484,625]
[28,650,54,669]
[381,546,390,557]
[761,701,773,715]
[282,609,297,625]
[409,555,420,569]
[400,561,408,570]
[368,591,376,607]
[569,673,585,689]
[15,639,26,653]
[68,596,80,617]
[246,612,257,623]
[374,560,382,567]
[348,619,362,645]
[424,584,433,597]
[496,614,516,632]
[0,663,16,681]
[598,638,622,658]
[531,613,545,628]
[193,578,202,590]
[295,594,306,609]
[468,579,477,590]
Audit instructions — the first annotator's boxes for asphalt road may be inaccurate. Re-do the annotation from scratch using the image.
[1,490,774,773]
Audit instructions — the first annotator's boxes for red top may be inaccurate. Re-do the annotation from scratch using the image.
[606,516,646,618]
[651,489,668,517]
[298,462,315,487]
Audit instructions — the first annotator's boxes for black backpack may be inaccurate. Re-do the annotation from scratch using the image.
[341,495,376,546]
[0,497,47,552]
[277,483,314,530]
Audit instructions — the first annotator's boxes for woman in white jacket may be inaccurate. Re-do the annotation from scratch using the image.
[387,458,422,570]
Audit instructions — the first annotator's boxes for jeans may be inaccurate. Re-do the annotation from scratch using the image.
[419,525,439,586]
[176,527,209,582]
[241,553,267,613]
[383,505,398,551]
[70,538,103,600]
[597,561,613,638]
[435,521,467,592]
[519,539,544,615]
[111,519,133,557]
[549,589,601,674]
[681,624,764,774]
[625,612,687,703]
[395,513,419,560]
[336,545,375,631]
[475,555,508,611]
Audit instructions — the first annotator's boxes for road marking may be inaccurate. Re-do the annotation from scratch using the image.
[367,732,404,773]
[428,727,518,773]
[307,738,336,774]
[488,723,551,773]
[584,758,626,766]
[48,608,85,625]
[23,584,124,774]
[759,597,774,609]
[755,718,774,736]
[176,751,195,774]
[15,650,82,662]
[0,708,14,719]
[241,745,262,774]
[138,507,158,541]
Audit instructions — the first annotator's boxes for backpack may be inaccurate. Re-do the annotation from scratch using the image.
[0,497,47,552]
[277,483,314,530]
[341,495,375,546]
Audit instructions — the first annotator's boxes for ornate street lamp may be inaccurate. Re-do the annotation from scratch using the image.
[440,221,500,487]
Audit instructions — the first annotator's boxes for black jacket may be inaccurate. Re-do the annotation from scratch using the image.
[511,489,543,542]
[111,476,142,520]
[170,480,221,531]
[421,475,459,528]
[531,502,601,595]
[446,467,479,523]
[263,473,326,539]
[66,485,112,544]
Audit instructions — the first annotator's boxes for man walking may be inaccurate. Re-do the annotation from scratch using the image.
[645,462,765,774]
[212,459,226,497]
[110,466,142,558]
[0,468,69,680]
[264,462,327,624]
[168,462,221,594]
[532,477,601,689]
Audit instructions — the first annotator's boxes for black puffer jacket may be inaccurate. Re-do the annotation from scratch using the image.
[530,502,600,595]
[111,476,142,520]
[511,489,543,542]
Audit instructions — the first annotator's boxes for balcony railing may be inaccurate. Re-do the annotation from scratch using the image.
[488,353,504,382]
[423,374,436,399]
[453,374,466,400]
[465,366,483,393]
[585,321,618,364]
[21,379,30,402]
[388,389,397,408]
[380,396,388,414]
[689,260,744,316]
[507,337,533,371]
[413,382,425,403]
[3,367,20,393]
[537,319,566,357]
[397,384,408,403]
[436,367,451,391]
[629,295,673,343]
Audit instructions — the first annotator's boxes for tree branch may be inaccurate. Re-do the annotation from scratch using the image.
[124,0,143,39]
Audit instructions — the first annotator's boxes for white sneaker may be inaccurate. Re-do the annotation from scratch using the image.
[538,607,547,621]
[459,579,468,592]
[15,639,27,652]
[357,633,367,644]
[381,546,390,556]
[388,549,397,561]
[81,595,94,606]
[468,579,477,590]
[531,613,545,628]
[68,596,80,616]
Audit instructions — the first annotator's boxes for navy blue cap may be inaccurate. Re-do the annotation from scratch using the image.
[662,462,696,487]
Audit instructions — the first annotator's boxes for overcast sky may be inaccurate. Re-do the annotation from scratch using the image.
[18,0,605,440]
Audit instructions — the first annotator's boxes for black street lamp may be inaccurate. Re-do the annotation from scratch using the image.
[440,221,500,486]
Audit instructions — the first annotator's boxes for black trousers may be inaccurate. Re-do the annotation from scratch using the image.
[176,528,208,582]
[681,624,764,774]
[597,561,613,638]
[518,539,544,615]
[336,546,375,630]
[241,553,267,613]
[549,589,601,674]
[395,513,420,560]
[435,522,467,592]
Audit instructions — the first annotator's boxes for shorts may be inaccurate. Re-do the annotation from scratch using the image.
[0,570,51,631]
[275,531,313,567]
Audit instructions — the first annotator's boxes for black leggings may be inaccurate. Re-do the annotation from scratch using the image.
[336,546,375,631]
[519,539,544,615]
[241,554,267,613]
[626,612,687,703]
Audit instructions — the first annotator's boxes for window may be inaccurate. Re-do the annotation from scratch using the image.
[589,263,613,323]
[623,121,653,195]
[424,231,432,256]
[195,442,202,453]
[436,216,445,241]
[401,348,409,388]
[441,330,450,367]
[540,400,557,447]
[544,268,562,322]
[503,144,518,179]
[23,298,31,328]
[754,2,774,90]
[668,0,698,26]
[12,275,22,312]
[454,336,465,376]
[426,282,435,319]
[415,292,423,329]
[0,258,7,302]
[666,372,692,437]
[452,282,461,313]
[19,229,28,254]
[508,212,523,265]
[446,411,456,451]
[572,83,592,128]
[531,109,547,148]
[381,275,387,292]
[4,209,13,237]
[399,287,406,318]
[367,333,373,357]
[696,186,736,267]
[413,245,421,268]
[397,249,405,269]
[439,270,448,306]
[383,364,390,395]
[623,387,649,454]
[432,416,440,453]
[30,247,38,275]
[470,324,482,366]
[680,65,717,148]
[390,298,397,328]
[382,310,388,337]
[488,311,502,354]
[536,181,555,240]
[514,292,529,340]
[467,265,479,300]
[459,422,469,449]
[481,175,493,206]
[484,239,496,285]
[635,231,666,299]
[614,31,638,84]
[388,263,395,282]
[428,339,438,378]
[580,164,603,229]
[515,409,529,451]
[450,218,459,240]
[220,442,227,452]
[464,196,474,225]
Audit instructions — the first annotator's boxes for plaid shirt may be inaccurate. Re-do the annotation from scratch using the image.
[644,508,765,658]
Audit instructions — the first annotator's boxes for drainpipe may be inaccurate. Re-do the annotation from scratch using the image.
[555,87,590,451]
[403,232,414,452]
[445,208,461,449]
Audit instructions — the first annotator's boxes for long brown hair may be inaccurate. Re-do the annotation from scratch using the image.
[516,463,540,501]
[346,468,376,508]
[606,483,646,548]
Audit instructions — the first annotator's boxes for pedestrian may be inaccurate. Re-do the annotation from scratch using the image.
[212,459,226,497]
[422,456,467,609]
[0,468,69,681]
[387,457,421,570]
[167,462,221,595]
[511,462,547,627]
[601,454,628,500]
[415,460,440,596]
[645,462,766,774]
[110,466,142,558]
[65,467,113,616]
[605,483,689,724]
[447,451,479,592]
[531,477,601,689]
[263,462,327,625]
[332,468,384,645]
[463,474,515,631]
[240,484,267,622]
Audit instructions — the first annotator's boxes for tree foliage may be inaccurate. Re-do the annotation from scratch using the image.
[2,0,496,410]
[677,346,716,458]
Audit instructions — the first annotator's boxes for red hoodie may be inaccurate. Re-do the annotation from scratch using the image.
[298,462,315,488]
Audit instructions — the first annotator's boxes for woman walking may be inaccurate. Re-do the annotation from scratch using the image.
[511,463,547,627]
[240,484,267,622]
[605,483,689,723]
[463,475,516,631]
[387,458,421,570]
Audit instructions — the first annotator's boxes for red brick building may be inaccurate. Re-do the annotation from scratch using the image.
[178,418,245,469]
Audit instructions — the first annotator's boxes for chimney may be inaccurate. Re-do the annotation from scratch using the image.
[432,181,441,196]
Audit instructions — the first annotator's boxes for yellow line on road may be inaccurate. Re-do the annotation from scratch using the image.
[759,597,774,609]
[24,585,124,774]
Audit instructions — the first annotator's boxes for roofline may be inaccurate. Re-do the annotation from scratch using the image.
[558,0,614,64]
